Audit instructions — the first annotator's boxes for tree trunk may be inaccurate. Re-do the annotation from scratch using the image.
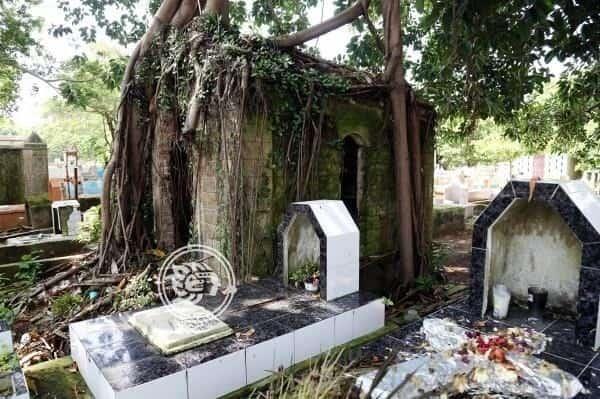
[383,0,415,283]
[152,107,178,251]
[99,0,424,284]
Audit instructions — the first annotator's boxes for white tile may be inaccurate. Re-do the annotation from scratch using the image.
[352,300,385,339]
[0,330,13,352]
[319,318,336,354]
[333,311,354,346]
[568,190,600,235]
[326,234,359,269]
[71,333,115,399]
[187,350,246,399]
[89,357,116,399]
[293,318,335,363]
[116,370,188,399]
[293,324,321,364]
[245,333,294,384]
[298,200,358,237]
[325,260,359,301]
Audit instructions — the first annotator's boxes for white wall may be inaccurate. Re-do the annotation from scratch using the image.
[484,199,582,314]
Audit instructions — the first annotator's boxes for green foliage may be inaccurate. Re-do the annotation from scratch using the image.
[37,99,109,162]
[58,48,124,107]
[15,252,42,284]
[51,293,83,317]
[437,119,526,168]
[507,66,600,169]
[78,206,102,244]
[289,261,319,285]
[52,0,147,45]
[251,0,318,36]
[114,270,156,312]
[415,274,436,292]
[0,0,42,115]
[0,303,14,326]
[0,350,18,374]
[429,241,450,274]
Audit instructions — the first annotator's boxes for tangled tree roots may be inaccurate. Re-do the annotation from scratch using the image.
[99,15,364,275]
[100,0,426,286]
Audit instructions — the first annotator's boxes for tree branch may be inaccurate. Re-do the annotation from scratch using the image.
[272,0,371,48]
[363,8,385,54]
[171,0,200,28]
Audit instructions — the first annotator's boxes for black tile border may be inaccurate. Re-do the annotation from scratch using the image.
[74,284,383,391]
[469,180,600,349]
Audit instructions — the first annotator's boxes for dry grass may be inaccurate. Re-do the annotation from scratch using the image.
[249,350,360,399]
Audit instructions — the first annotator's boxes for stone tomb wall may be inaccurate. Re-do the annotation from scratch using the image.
[0,134,49,213]
[191,97,434,278]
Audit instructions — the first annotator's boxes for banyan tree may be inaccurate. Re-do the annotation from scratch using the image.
[99,0,436,286]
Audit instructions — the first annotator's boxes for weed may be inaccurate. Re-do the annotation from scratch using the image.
[430,241,451,274]
[114,270,156,312]
[0,304,14,325]
[51,294,83,317]
[0,350,18,374]
[415,274,436,292]
[250,350,353,399]
[78,206,101,244]
[15,252,42,284]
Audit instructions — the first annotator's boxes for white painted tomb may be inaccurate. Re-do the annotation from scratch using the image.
[70,201,385,399]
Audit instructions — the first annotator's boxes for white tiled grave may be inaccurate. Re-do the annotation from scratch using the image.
[70,279,385,399]
[0,320,30,399]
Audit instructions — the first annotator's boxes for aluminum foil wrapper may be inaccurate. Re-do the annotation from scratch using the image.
[357,318,585,398]
[422,317,470,352]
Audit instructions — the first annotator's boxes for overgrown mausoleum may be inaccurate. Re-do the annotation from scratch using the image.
[188,51,436,282]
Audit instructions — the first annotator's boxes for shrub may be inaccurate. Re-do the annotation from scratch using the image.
[0,350,18,374]
[78,206,101,244]
[289,261,319,286]
[51,293,84,317]
[15,252,42,284]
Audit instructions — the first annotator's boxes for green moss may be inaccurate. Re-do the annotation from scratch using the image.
[330,99,384,145]
[24,357,92,399]
[358,134,396,256]
[0,350,18,374]
[25,193,50,207]
[0,149,25,205]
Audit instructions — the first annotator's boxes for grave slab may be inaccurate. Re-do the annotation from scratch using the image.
[70,280,384,399]
[128,302,233,355]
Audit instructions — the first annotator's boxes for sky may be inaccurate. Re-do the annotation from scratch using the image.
[11,1,352,129]
[11,1,565,130]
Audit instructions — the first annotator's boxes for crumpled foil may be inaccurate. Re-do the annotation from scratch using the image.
[357,318,585,399]
[421,317,470,352]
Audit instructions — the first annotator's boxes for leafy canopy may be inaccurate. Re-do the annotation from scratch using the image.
[0,0,42,115]
[6,0,600,167]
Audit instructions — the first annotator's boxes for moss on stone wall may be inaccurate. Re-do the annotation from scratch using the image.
[328,98,395,257]
[0,149,25,205]
[359,137,396,256]
[330,99,384,145]
[196,97,401,277]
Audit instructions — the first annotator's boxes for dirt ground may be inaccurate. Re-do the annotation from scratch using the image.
[437,229,472,284]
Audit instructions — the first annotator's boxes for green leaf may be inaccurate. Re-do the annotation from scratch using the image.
[415,0,425,13]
